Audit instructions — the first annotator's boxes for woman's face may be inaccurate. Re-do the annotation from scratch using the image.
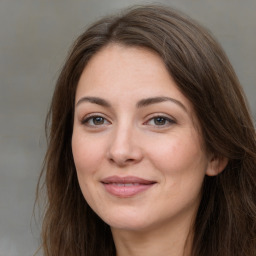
[72,44,216,232]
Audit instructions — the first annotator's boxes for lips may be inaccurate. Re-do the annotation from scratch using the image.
[101,176,156,197]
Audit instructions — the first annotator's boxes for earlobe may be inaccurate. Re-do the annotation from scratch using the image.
[205,155,228,176]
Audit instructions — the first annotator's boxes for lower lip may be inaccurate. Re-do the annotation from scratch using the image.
[102,183,155,198]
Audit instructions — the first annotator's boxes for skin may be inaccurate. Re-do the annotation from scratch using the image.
[72,44,226,256]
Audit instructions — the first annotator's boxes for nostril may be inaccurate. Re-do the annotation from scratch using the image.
[108,156,137,166]
[107,141,143,166]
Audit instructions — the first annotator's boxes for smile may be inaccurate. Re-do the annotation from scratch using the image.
[111,183,140,186]
[101,176,156,198]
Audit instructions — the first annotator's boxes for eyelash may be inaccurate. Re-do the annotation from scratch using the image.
[81,114,111,127]
[81,114,176,128]
[144,115,176,128]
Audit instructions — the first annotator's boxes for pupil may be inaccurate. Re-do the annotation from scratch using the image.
[93,117,104,125]
[155,117,166,125]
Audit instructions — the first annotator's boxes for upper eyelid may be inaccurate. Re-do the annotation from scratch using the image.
[81,113,111,125]
[79,112,177,124]
[145,116,175,124]
[81,112,110,120]
[144,113,176,122]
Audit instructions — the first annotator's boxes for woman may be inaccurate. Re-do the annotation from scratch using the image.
[36,5,256,256]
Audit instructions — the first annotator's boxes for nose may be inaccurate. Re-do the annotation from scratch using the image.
[107,125,143,167]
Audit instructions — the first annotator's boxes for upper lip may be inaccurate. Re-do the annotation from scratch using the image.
[101,176,156,185]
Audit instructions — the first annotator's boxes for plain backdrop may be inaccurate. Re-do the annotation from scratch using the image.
[0,0,255,255]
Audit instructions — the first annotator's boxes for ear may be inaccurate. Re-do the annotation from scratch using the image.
[205,154,228,176]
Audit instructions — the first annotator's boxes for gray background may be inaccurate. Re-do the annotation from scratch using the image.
[0,0,255,255]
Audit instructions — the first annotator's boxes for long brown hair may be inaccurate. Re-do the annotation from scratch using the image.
[36,5,256,256]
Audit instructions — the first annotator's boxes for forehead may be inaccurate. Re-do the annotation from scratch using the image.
[75,43,202,133]
[75,44,193,113]
[78,44,168,88]
[79,45,166,88]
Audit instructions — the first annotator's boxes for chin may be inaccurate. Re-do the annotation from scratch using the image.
[100,210,155,232]
[108,220,151,232]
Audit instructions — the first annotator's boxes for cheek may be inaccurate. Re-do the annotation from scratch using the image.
[72,132,105,177]
[150,136,207,209]
[148,137,199,170]
[71,133,106,207]
[147,131,208,185]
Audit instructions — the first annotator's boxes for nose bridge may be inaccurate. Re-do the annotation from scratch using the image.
[107,119,142,165]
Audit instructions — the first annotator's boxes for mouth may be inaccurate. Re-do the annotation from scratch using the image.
[101,176,156,198]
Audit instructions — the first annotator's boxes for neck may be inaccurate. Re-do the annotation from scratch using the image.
[111,214,194,256]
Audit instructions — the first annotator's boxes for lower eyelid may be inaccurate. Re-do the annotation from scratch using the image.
[81,115,110,125]
[145,116,176,125]
[80,114,175,127]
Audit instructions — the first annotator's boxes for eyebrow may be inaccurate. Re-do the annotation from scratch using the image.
[136,96,187,112]
[76,96,187,112]
[76,96,111,108]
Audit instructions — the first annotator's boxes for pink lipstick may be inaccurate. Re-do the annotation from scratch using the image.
[101,176,156,198]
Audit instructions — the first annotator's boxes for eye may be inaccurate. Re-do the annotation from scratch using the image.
[145,115,175,127]
[82,115,111,127]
